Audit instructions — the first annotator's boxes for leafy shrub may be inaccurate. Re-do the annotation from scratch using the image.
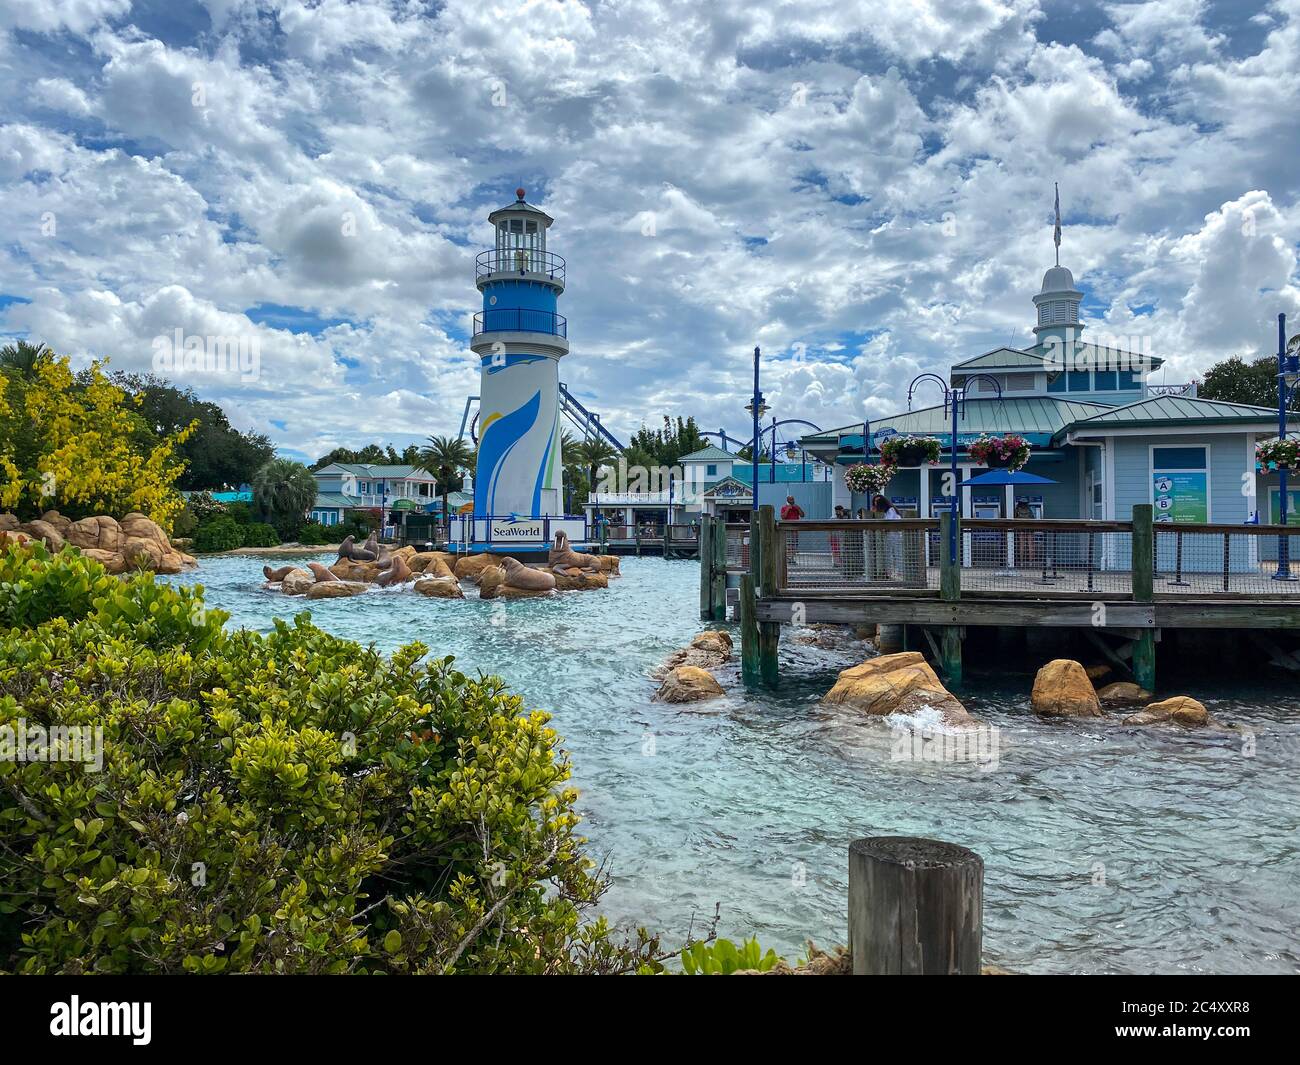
[224,501,254,525]
[187,491,228,522]
[171,505,198,539]
[192,516,243,553]
[681,937,781,975]
[296,522,335,545]
[0,544,670,974]
[341,512,376,539]
[238,522,281,548]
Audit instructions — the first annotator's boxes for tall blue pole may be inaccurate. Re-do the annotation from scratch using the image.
[1276,313,1294,579]
[950,394,960,565]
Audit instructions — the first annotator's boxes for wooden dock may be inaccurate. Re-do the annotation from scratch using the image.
[710,506,1300,689]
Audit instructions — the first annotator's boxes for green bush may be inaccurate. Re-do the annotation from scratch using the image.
[187,492,228,523]
[225,501,254,525]
[239,522,281,548]
[192,517,243,553]
[681,937,781,975]
[171,505,198,540]
[296,522,335,545]
[0,544,669,974]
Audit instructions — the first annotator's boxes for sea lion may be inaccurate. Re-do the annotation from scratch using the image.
[375,553,412,587]
[501,556,557,592]
[263,564,294,582]
[308,561,341,582]
[337,533,381,562]
[548,531,600,575]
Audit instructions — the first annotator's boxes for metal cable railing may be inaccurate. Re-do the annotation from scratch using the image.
[475,248,566,282]
[472,308,567,337]
[1154,525,1300,596]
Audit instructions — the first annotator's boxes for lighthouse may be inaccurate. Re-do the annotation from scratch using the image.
[471,188,568,529]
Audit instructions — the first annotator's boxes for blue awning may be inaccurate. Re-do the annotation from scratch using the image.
[958,470,1058,487]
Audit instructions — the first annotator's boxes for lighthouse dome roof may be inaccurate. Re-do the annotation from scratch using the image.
[1039,265,1077,294]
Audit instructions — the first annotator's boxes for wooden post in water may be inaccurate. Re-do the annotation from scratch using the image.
[711,517,727,622]
[1130,503,1156,691]
[938,510,963,686]
[758,505,780,686]
[739,573,760,685]
[698,518,713,620]
[848,836,983,975]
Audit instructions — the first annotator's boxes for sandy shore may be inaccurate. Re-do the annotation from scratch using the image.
[208,543,341,557]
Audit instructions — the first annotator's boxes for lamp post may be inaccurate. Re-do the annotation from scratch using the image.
[907,372,1004,564]
[1274,312,1299,580]
[745,346,767,516]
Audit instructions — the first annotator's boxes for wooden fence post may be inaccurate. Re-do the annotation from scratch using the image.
[739,573,760,685]
[758,505,780,685]
[937,510,963,686]
[848,836,983,975]
[1130,503,1156,691]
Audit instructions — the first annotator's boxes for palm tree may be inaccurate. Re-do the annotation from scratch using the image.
[0,340,55,378]
[252,458,318,534]
[571,437,618,496]
[416,434,473,525]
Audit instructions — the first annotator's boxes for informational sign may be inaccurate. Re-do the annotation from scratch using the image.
[490,520,545,541]
[1153,471,1208,523]
[1269,487,1300,526]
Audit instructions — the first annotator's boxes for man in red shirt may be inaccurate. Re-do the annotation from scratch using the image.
[780,495,804,565]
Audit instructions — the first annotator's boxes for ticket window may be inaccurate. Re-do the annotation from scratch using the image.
[891,497,919,517]
[971,496,1003,566]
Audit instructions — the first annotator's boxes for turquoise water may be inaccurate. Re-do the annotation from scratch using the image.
[166,554,1300,974]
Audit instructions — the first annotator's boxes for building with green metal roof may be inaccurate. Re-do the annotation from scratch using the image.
[799,254,1299,527]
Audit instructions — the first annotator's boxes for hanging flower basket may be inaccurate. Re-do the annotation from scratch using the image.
[968,434,1031,471]
[1256,436,1299,471]
[880,434,942,467]
[845,462,896,495]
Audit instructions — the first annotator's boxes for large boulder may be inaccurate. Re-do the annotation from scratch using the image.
[0,513,18,532]
[413,575,464,599]
[1,530,34,548]
[80,548,126,574]
[330,558,383,582]
[1123,696,1216,728]
[593,555,620,575]
[40,510,72,534]
[409,551,455,575]
[18,520,64,551]
[1031,659,1103,719]
[823,652,976,727]
[691,630,733,658]
[305,580,369,599]
[1096,681,1151,707]
[281,568,315,596]
[454,553,502,582]
[120,512,171,553]
[65,515,124,553]
[551,569,608,591]
[656,665,724,703]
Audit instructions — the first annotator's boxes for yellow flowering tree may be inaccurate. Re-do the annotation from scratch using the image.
[0,355,195,531]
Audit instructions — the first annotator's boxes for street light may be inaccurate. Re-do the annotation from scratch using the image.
[907,371,1004,564]
[747,346,764,517]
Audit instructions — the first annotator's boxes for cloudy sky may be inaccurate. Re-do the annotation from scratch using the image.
[1,0,1298,463]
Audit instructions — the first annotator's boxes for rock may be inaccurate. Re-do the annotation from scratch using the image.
[18,520,64,551]
[593,554,620,575]
[308,562,341,583]
[454,553,503,582]
[305,580,369,599]
[0,513,17,532]
[391,545,416,562]
[413,576,464,599]
[80,548,126,574]
[156,550,185,575]
[1030,659,1103,719]
[121,535,164,569]
[1085,664,1111,682]
[40,510,72,534]
[824,652,976,726]
[656,647,729,676]
[1122,696,1215,728]
[120,512,171,553]
[656,665,724,702]
[409,551,455,575]
[551,569,608,590]
[65,515,123,553]
[1,530,34,548]
[281,568,315,595]
[330,558,382,582]
[1096,681,1151,707]
[691,630,733,657]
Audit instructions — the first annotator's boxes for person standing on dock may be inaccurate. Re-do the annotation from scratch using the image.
[781,495,805,566]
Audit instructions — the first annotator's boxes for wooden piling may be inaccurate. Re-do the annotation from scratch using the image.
[698,518,713,620]
[848,836,983,975]
[711,517,727,622]
[758,505,780,686]
[739,573,760,685]
[1130,503,1156,691]
[937,510,963,686]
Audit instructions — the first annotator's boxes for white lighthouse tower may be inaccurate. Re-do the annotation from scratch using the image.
[466,189,583,547]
